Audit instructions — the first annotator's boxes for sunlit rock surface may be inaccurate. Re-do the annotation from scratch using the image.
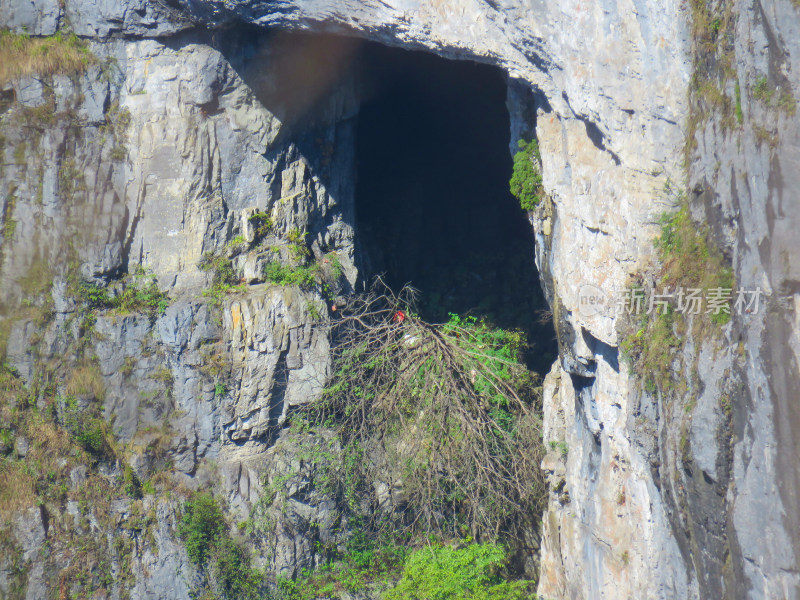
[1,0,799,598]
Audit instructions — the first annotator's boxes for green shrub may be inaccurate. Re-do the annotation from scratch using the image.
[549,440,568,457]
[509,139,544,211]
[734,79,743,124]
[178,493,261,599]
[200,253,243,312]
[383,542,534,600]
[749,75,795,114]
[210,537,260,600]
[752,76,773,103]
[777,90,797,115]
[441,313,529,408]
[327,252,343,280]
[286,227,307,244]
[76,280,113,310]
[264,261,319,290]
[288,242,310,261]
[61,396,109,457]
[199,253,238,288]
[227,235,247,249]
[73,418,107,455]
[123,464,142,499]
[115,270,169,316]
[621,307,681,393]
[178,492,226,565]
[654,203,734,316]
[277,528,407,600]
[74,269,169,317]
[278,530,533,600]
[248,212,273,244]
[306,300,322,320]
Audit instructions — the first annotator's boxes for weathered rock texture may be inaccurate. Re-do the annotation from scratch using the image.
[1,0,798,598]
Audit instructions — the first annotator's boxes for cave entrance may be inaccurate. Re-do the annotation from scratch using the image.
[354,42,557,372]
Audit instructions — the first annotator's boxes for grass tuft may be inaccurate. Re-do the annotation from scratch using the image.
[0,30,95,85]
[620,189,734,394]
[735,79,744,124]
[65,363,106,401]
[0,462,36,521]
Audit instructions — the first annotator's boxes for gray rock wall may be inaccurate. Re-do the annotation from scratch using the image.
[1,0,799,598]
[0,27,357,596]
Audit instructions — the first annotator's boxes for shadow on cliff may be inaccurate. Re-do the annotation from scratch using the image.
[216,29,557,373]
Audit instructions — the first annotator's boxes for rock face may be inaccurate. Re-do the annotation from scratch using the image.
[1,0,799,599]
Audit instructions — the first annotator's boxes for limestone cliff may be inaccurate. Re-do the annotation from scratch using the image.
[0,0,798,599]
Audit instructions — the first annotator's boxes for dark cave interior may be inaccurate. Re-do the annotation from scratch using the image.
[353,42,557,372]
[229,29,557,373]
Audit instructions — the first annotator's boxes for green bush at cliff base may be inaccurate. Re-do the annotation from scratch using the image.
[277,538,534,600]
[509,139,543,211]
[276,528,407,599]
[384,541,535,600]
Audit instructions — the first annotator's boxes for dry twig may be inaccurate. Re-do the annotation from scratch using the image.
[302,278,546,542]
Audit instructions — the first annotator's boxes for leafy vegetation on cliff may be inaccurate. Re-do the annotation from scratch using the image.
[277,536,535,600]
[620,186,735,393]
[0,362,158,599]
[0,250,182,598]
[263,260,320,289]
[179,492,262,600]
[509,139,544,211]
[686,0,796,157]
[385,541,534,600]
[653,202,734,316]
[74,267,170,318]
[275,528,407,599]
[200,252,244,312]
[254,280,543,597]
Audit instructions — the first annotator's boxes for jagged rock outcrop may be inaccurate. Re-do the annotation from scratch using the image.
[0,25,357,595]
[1,0,799,598]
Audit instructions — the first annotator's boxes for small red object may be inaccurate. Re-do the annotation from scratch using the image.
[331,305,337,312]
[393,310,406,323]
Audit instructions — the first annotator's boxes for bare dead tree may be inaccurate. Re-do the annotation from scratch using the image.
[301,278,547,543]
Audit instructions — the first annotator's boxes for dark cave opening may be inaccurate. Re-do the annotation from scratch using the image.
[225,29,557,373]
[354,43,557,372]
